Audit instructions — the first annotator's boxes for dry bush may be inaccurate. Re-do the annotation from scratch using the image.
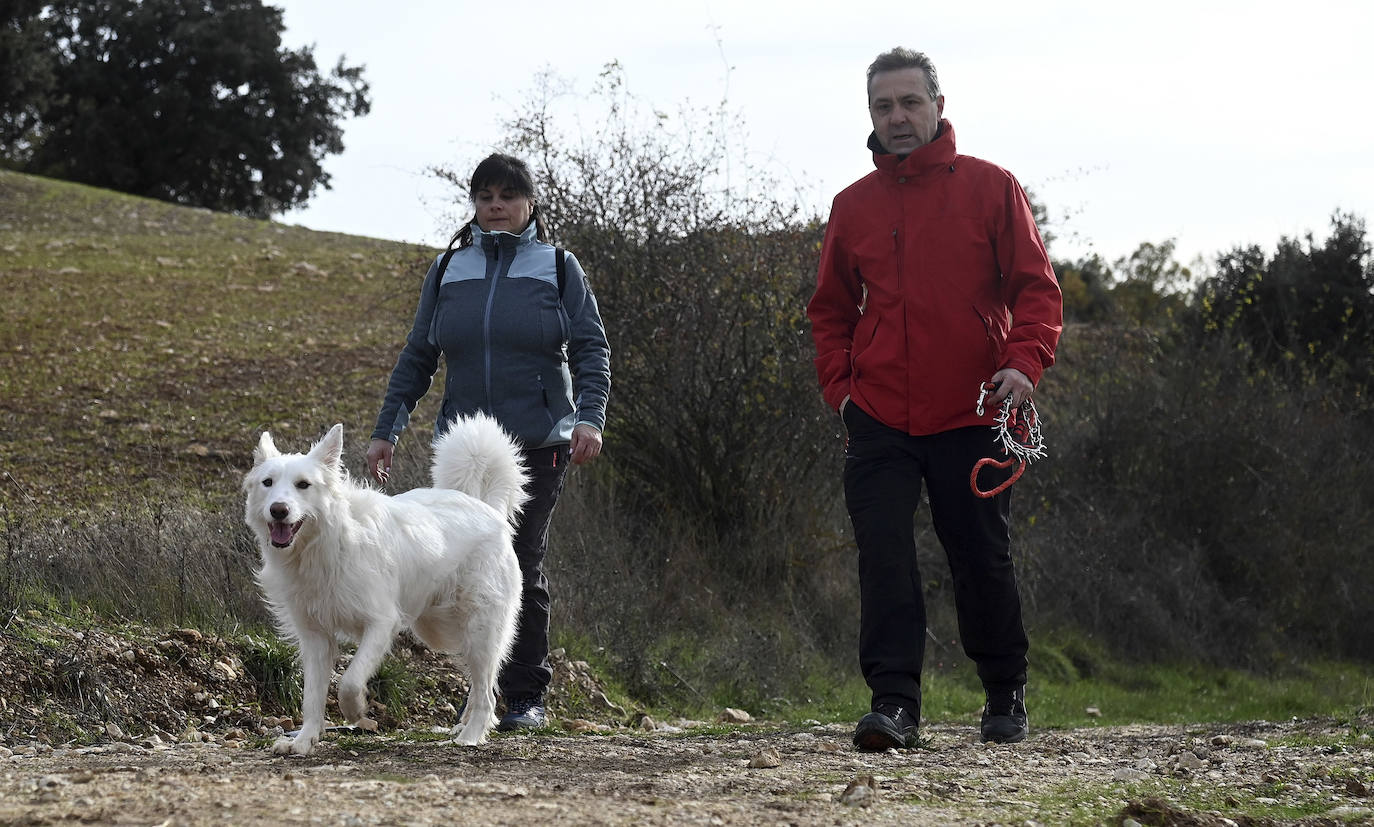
[1025,323,1374,663]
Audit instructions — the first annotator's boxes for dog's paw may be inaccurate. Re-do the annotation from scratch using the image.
[272,733,317,756]
[338,685,368,723]
[449,724,488,746]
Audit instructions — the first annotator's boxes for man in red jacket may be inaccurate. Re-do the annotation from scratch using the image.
[808,47,1062,751]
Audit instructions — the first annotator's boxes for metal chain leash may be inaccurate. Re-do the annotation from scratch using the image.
[971,381,1047,498]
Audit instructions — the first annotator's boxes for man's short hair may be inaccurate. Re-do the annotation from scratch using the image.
[866,48,941,101]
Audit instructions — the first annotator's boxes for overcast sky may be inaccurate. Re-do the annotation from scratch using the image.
[274,0,1373,272]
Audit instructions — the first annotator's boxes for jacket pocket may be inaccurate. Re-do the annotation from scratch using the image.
[973,304,1008,369]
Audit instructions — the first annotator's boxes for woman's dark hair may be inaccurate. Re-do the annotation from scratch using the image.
[450,153,549,249]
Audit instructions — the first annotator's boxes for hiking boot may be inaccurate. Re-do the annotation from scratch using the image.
[496,695,547,732]
[981,685,1029,744]
[852,703,919,751]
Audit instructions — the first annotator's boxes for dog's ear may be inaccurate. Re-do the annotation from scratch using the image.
[309,423,345,471]
[254,432,280,465]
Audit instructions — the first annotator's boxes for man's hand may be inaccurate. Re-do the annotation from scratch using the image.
[569,424,603,465]
[988,368,1033,409]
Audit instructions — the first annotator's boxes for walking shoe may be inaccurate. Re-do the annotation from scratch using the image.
[496,695,547,732]
[852,703,919,751]
[980,685,1029,744]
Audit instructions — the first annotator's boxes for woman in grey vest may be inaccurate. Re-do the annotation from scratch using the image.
[367,153,611,731]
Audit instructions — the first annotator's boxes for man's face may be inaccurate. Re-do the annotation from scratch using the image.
[868,68,945,156]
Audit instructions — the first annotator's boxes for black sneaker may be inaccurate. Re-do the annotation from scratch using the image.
[496,695,547,732]
[981,685,1029,744]
[852,703,919,751]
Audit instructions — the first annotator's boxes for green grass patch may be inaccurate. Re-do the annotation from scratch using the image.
[758,630,1371,730]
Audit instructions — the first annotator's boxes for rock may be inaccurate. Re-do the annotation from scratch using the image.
[719,707,751,724]
[840,775,878,807]
[1113,768,1150,782]
[1173,751,1208,773]
[747,748,781,769]
[589,690,625,716]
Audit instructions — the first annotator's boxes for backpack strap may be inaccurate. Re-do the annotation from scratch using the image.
[432,246,459,305]
[555,246,566,298]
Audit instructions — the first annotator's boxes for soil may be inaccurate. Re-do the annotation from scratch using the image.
[1,613,1371,826]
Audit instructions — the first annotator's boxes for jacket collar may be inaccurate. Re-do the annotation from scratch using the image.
[868,118,957,177]
[475,218,539,254]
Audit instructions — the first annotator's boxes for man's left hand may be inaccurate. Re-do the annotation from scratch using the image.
[989,368,1034,409]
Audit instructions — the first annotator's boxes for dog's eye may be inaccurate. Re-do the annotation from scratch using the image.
[295,480,311,490]
[261,478,272,487]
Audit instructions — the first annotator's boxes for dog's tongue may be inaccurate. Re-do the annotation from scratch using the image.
[270,521,295,547]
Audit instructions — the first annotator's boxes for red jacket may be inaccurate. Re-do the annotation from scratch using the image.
[808,120,1062,435]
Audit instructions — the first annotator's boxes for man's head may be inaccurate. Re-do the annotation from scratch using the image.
[866,48,945,156]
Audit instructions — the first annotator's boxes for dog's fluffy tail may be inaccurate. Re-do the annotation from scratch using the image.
[431,412,531,526]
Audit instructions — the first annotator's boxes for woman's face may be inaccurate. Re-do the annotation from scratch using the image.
[474,183,533,233]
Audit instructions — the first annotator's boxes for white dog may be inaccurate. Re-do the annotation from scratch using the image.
[242,414,528,755]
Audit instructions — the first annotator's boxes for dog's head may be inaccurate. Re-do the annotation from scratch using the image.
[242,423,345,551]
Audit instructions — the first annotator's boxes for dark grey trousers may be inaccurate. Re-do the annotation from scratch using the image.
[498,443,569,700]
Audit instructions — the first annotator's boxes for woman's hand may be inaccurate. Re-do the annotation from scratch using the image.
[569,424,603,465]
[366,439,395,484]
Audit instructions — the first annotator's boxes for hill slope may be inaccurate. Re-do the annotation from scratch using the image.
[0,170,440,512]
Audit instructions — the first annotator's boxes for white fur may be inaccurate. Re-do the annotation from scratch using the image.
[242,413,527,755]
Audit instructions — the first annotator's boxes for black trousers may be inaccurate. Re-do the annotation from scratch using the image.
[497,443,569,700]
[842,402,1028,716]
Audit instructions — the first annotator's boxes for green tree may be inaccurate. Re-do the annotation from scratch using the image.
[1054,252,1115,322]
[1195,212,1373,391]
[2,0,370,217]
[0,0,56,160]
[1110,239,1191,325]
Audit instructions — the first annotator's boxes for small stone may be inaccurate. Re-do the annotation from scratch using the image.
[840,775,878,807]
[747,748,781,769]
[719,707,751,724]
[1113,768,1150,782]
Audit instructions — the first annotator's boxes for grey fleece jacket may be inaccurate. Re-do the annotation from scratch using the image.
[371,221,611,449]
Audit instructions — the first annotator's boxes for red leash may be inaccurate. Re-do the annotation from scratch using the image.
[970,381,1046,499]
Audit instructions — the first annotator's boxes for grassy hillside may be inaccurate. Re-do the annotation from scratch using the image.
[0,169,439,512]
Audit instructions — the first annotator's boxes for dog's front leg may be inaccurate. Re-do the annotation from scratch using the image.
[274,630,336,756]
[337,623,394,725]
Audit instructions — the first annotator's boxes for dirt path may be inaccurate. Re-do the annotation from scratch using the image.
[3,718,1372,826]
